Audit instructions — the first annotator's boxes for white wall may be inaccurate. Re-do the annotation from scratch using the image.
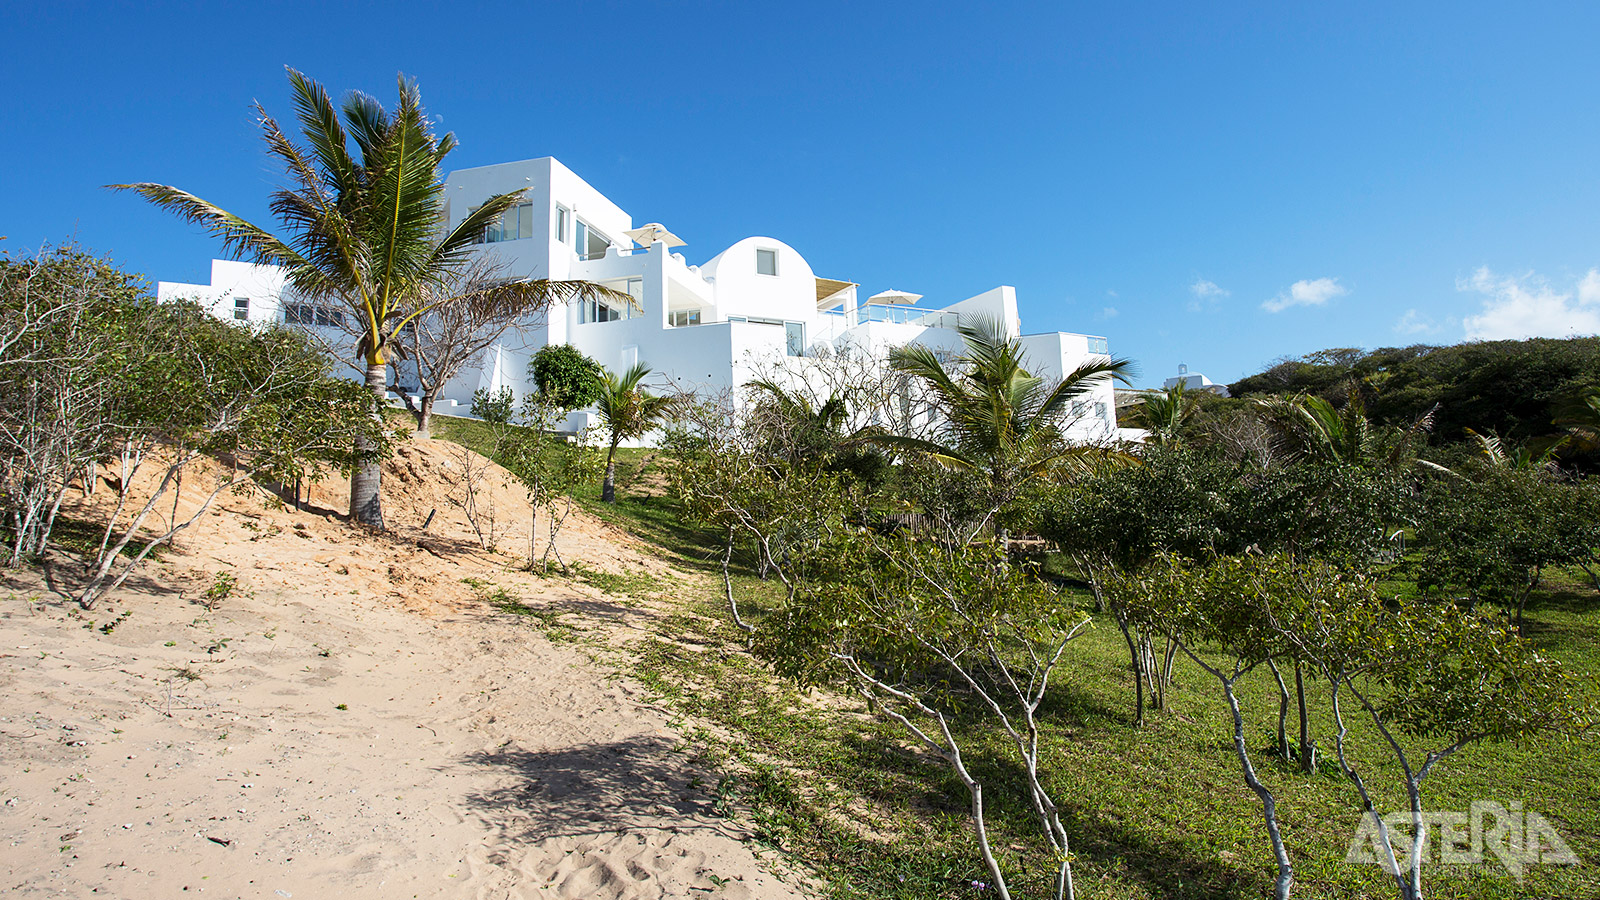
[156,259,286,325]
[700,237,818,327]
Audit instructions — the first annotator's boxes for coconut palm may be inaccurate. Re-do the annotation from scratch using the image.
[1135,380,1198,447]
[1254,390,1447,473]
[1465,428,1564,471]
[869,317,1132,528]
[595,363,678,503]
[113,68,620,528]
[1554,390,1600,455]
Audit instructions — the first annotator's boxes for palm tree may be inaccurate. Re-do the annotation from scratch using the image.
[113,68,620,528]
[1254,390,1447,473]
[595,363,677,503]
[869,317,1132,531]
[1465,428,1563,471]
[1135,380,1197,447]
[1554,390,1600,455]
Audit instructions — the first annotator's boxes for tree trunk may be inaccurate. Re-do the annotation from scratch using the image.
[350,358,387,529]
[414,393,435,440]
[1295,664,1316,773]
[1268,658,1292,761]
[601,439,620,503]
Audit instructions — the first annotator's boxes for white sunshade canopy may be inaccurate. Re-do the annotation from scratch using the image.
[867,289,923,306]
[623,223,686,248]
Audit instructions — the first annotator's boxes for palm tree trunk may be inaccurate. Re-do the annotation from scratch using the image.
[350,358,387,529]
[601,437,620,504]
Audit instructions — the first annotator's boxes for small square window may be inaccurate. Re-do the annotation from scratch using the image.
[756,248,778,276]
[233,297,249,320]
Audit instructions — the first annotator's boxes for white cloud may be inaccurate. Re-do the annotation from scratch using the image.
[1459,267,1600,340]
[1394,309,1439,335]
[1187,277,1228,312]
[1098,306,1119,320]
[1262,277,1347,313]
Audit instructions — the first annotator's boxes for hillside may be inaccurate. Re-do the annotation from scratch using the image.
[1225,336,1600,448]
[0,441,807,899]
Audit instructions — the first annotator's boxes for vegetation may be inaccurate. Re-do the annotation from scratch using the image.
[642,322,1598,899]
[0,244,384,606]
[1227,338,1600,467]
[113,68,619,526]
[595,362,677,503]
[530,344,604,412]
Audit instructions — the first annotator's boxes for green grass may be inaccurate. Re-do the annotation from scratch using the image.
[625,563,1600,899]
[429,432,1600,899]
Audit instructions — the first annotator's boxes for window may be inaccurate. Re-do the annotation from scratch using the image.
[1087,337,1109,355]
[232,297,249,320]
[756,248,778,276]
[669,309,701,327]
[578,294,636,323]
[284,303,345,328]
[472,202,535,244]
[1095,402,1108,420]
[489,203,534,243]
[575,220,611,260]
[554,206,569,243]
[785,321,805,357]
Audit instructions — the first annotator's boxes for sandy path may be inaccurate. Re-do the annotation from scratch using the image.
[0,442,806,899]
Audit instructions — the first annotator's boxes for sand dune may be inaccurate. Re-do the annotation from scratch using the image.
[0,441,807,898]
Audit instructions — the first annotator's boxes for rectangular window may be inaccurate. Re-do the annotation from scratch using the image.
[554,206,568,243]
[756,248,778,276]
[576,220,611,260]
[785,321,805,357]
[285,303,343,327]
[233,297,249,320]
[579,297,631,324]
[1095,401,1108,420]
[669,309,701,327]
[484,202,534,243]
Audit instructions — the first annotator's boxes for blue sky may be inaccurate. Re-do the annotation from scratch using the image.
[5,1,1600,387]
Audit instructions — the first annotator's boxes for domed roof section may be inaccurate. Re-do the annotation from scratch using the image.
[700,237,820,325]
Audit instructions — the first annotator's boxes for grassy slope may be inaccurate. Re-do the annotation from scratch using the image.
[439,427,1599,899]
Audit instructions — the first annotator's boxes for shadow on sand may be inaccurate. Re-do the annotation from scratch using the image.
[458,735,729,843]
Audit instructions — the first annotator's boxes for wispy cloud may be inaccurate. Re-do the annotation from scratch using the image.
[1187,277,1228,312]
[1394,309,1439,335]
[1098,306,1119,320]
[1459,267,1600,340]
[1262,277,1347,313]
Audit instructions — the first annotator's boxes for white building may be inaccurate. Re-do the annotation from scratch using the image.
[158,157,1121,441]
[1162,364,1230,398]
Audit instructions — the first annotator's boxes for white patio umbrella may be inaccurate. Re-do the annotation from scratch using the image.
[867,289,923,305]
[623,223,686,248]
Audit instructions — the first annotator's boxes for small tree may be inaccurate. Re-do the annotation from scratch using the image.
[594,363,677,503]
[501,396,601,573]
[0,245,143,566]
[1415,461,1596,624]
[387,260,617,439]
[530,344,604,413]
[78,305,386,607]
[1107,556,1300,900]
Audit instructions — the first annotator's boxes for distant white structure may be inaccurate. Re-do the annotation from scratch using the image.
[1162,363,1230,398]
[159,157,1121,442]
